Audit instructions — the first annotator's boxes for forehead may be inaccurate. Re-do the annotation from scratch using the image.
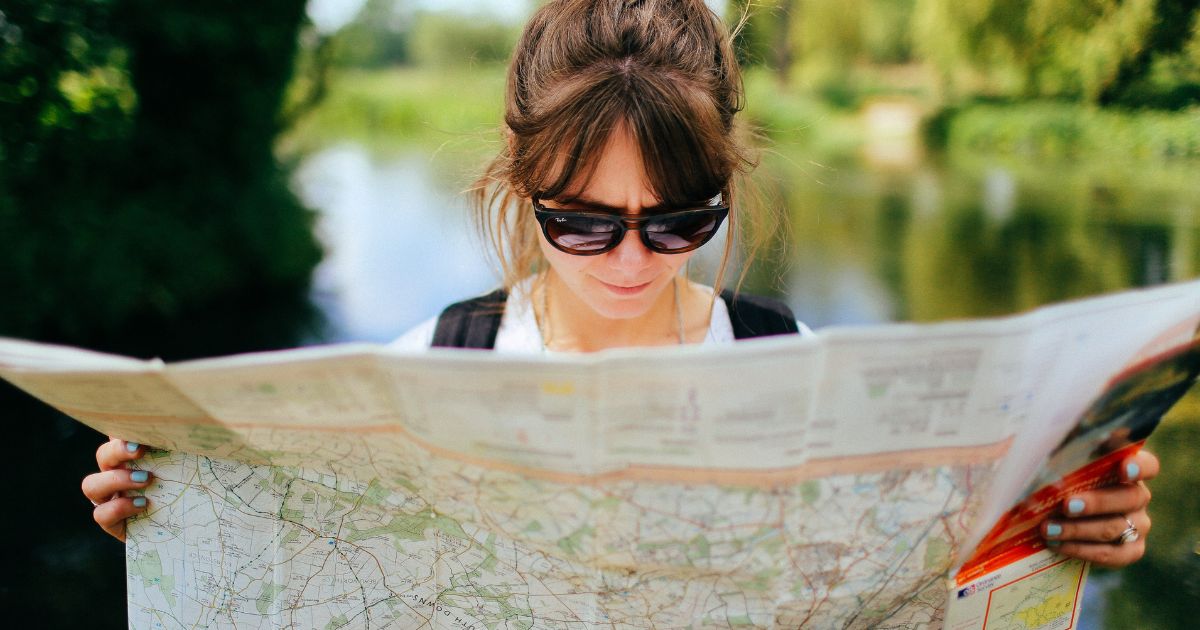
[553,125,662,209]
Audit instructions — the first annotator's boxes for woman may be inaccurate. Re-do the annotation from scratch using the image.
[83,0,1155,570]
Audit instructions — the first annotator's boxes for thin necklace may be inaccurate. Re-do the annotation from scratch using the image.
[539,275,686,350]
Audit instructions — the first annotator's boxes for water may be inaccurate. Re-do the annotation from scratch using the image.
[294,146,496,342]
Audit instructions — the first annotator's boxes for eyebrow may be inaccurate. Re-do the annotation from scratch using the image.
[554,195,671,213]
[552,193,724,213]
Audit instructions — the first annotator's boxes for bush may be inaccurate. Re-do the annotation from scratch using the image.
[0,0,323,342]
[928,102,1200,160]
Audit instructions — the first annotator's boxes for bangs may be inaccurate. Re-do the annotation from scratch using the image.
[510,62,734,207]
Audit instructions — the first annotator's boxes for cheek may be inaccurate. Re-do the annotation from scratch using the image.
[537,228,589,279]
[647,251,692,281]
[663,251,692,274]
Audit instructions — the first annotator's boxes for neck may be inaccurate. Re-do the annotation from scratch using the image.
[539,272,700,352]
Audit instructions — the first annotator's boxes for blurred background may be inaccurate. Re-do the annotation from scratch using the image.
[1,0,1197,627]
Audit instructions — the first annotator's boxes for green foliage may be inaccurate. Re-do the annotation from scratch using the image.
[863,0,917,64]
[741,69,866,152]
[913,0,1200,107]
[730,0,1200,109]
[330,0,411,68]
[281,67,507,156]
[727,0,782,67]
[729,0,923,110]
[933,102,1200,159]
[408,11,519,69]
[1103,5,1200,108]
[0,0,322,341]
[730,0,914,66]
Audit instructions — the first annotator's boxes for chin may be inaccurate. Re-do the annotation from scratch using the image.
[586,296,656,320]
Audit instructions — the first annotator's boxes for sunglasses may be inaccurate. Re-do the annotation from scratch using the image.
[532,197,729,256]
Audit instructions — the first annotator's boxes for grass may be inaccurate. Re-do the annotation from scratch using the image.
[279,66,509,159]
[280,66,873,159]
[280,66,1200,171]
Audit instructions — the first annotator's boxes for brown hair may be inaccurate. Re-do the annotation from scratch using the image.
[472,0,770,293]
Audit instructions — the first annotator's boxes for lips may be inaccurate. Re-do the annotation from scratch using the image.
[596,279,654,296]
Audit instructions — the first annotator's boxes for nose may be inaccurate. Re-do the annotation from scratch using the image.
[606,226,654,272]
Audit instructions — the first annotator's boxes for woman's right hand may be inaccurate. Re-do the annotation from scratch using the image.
[81,437,154,542]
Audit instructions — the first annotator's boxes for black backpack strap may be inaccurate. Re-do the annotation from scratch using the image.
[431,289,508,349]
[719,289,800,339]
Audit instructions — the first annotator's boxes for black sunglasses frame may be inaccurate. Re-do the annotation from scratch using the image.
[532,197,730,256]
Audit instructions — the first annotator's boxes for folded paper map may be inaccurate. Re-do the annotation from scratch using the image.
[3,280,1199,629]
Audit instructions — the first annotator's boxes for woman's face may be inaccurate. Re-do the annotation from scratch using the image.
[535,128,696,320]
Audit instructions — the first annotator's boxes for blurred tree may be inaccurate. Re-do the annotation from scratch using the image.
[1101,0,1200,108]
[330,0,411,68]
[730,0,915,101]
[408,10,519,68]
[913,0,1200,108]
[1,4,326,627]
[733,0,800,86]
[727,0,774,67]
[0,0,322,344]
[863,0,916,64]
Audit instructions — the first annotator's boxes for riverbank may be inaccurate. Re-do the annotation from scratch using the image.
[282,67,1200,169]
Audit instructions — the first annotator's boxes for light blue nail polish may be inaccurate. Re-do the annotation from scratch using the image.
[1046,523,1062,538]
[1068,498,1085,514]
[1046,540,1060,548]
[132,497,147,508]
[131,470,148,483]
[125,442,140,453]
[1126,462,1140,480]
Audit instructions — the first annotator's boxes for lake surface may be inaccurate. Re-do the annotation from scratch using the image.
[293,141,1200,629]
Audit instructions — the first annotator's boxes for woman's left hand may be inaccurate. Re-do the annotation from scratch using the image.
[1041,449,1158,567]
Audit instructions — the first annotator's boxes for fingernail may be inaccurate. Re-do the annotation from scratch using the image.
[132,497,147,508]
[1126,462,1140,480]
[1046,523,1062,538]
[1068,498,1085,515]
[125,442,140,453]
[130,470,149,483]
[1047,540,1060,548]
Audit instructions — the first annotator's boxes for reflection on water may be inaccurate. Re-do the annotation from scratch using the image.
[754,155,1199,330]
[294,144,1200,628]
[294,146,496,342]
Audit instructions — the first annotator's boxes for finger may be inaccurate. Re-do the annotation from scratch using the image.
[1051,538,1145,568]
[81,469,153,505]
[1121,450,1160,483]
[1062,482,1151,517]
[1044,510,1150,544]
[92,495,150,543]
[96,437,146,471]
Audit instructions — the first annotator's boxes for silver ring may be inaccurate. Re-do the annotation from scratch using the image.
[1116,516,1139,545]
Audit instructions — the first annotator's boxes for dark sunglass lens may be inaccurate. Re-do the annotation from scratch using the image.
[545,215,620,252]
[644,211,720,252]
